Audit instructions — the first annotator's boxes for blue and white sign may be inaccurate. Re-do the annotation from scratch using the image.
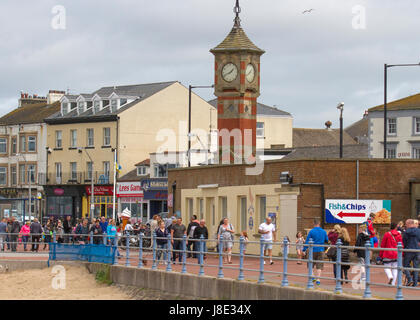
[325,199,391,224]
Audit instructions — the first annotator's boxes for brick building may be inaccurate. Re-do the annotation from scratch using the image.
[168,159,420,254]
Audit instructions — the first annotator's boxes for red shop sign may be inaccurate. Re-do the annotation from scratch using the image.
[85,186,114,196]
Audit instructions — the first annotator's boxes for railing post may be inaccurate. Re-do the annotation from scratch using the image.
[138,232,143,268]
[52,231,57,260]
[166,234,172,272]
[258,238,265,283]
[282,236,289,287]
[363,241,372,299]
[306,239,314,290]
[218,239,224,278]
[181,234,187,274]
[90,231,93,244]
[395,242,404,300]
[335,239,343,294]
[238,236,245,281]
[152,231,157,270]
[103,233,107,245]
[125,234,130,267]
[113,236,118,265]
[88,231,93,263]
[198,235,205,276]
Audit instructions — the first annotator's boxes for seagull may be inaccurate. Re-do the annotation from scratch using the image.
[302,9,315,14]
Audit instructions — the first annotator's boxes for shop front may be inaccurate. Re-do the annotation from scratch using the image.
[44,186,84,221]
[83,185,114,219]
[141,178,168,218]
[117,181,145,223]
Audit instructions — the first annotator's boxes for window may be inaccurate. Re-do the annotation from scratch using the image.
[55,131,62,148]
[19,164,25,184]
[387,118,397,135]
[78,101,85,114]
[55,163,62,183]
[187,198,194,218]
[62,102,68,115]
[120,98,127,106]
[111,99,118,113]
[220,197,227,219]
[20,135,26,152]
[0,138,7,154]
[93,100,101,114]
[386,145,396,159]
[87,162,93,180]
[137,166,147,176]
[103,127,111,146]
[87,129,94,147]
[27,164,36,184]
[413,147,420,159]
[199,198,204,220]
[153,163,179,178]
[11,166,16,186]
[27,136,36,152]
[70,162,77,180]
[103,161,110,178]
[11,137,17,154]
[240,197,247,232]
[256,122,265,138]
[70,130,77,148]
[0,167,6,185]
[259,196,266,224]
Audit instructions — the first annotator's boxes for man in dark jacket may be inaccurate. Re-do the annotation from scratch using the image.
[354,224,371,281]
[186,215,199,258]
[193,219,209,263]
[63,216,73,243]
[30,218,43,252]
[403,219,420,287]
[9,217,21,252]
[89,220,103,245]
[76,219,90,243]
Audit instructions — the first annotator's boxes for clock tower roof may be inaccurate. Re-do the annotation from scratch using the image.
[210,0,265,55]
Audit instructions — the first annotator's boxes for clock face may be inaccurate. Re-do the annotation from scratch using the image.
[246,64,255,83]
[222,63,238,82]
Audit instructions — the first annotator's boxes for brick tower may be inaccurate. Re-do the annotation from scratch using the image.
[210,0,265,164]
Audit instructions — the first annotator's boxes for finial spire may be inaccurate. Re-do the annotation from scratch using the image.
[233,0,241,28]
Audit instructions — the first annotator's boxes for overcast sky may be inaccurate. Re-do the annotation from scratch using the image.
[1,0,420,128]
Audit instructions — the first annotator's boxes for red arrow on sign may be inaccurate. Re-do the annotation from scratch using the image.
[337,212,366,219]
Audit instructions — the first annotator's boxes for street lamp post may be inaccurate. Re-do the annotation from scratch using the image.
[188,85,214,167]
[16,153,31,223]
[79,147,94,219]
[384,63,420,158]
[337,103,344,159]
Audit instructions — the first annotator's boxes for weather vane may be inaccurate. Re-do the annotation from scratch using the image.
[234,0,241,28]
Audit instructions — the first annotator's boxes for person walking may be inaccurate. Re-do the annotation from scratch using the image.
[258,216,276,265]
[303,218,329,286]
[30,218,43,252]
[296,231,305,265]
[156,221,169,264]
[332,227,351,284]
[43,217,55,250]
[0,218,7,251]
[9,217,21,252]
[328,225,342,245]
[193,219,209,263]
[19,221,31,251]
[379,222,402,286]
[354,224,370,282]
[170,217,186,264]
[402,219,420,287]
[217,218,235,264]
[186,215,199,258]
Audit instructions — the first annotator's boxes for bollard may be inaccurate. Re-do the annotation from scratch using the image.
[218,239,224,278]
[238,236,245,281]
[152,231,157,270]
[113,236,118,265]
[198,235,205,276]
[395,242,404,300]
[335,239,343,294]
[281,236,289,287]
[306,239,314,290]
[258,238,265,283]
[363,241,372,299]
[125,234,130,267]
[138,233,143,268]
[166,234,172,272]
[181,235,187,274]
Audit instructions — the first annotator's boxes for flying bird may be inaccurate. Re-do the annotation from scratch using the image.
[302,9,315,14]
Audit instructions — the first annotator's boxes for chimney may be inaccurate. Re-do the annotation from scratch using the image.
[363,110,369,118]
[47,90,66,104]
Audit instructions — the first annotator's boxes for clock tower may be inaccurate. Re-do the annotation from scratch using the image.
[210,0,265,164]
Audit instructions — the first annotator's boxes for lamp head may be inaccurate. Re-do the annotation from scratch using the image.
[337,102,344,110]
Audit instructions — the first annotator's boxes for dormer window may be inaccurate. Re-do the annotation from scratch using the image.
[120,98,127,106]
[86,101,93,109]
[62,102,69,115]
[78,101,85,114]
[93,100,101,114]
[137,166,147,176]
[70,102,77,110]
[111,99,118,113]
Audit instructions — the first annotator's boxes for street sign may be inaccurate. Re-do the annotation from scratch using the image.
[325,199,391,224]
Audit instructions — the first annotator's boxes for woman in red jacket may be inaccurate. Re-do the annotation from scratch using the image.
[379,222,403,286]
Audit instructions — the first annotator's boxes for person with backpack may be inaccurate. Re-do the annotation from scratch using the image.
[331,227,351,284]
[379,222,403,286]
[354,224,371,282]
[186,215,199,258]
[217,218,235,264]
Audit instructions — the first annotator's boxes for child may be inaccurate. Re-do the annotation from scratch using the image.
[296,232,305,265]
[241,231,249,254]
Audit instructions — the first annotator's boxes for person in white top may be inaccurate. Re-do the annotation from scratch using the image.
[258,217,276,265]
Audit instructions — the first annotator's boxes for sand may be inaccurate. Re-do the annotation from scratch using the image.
[0,265,132,300]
